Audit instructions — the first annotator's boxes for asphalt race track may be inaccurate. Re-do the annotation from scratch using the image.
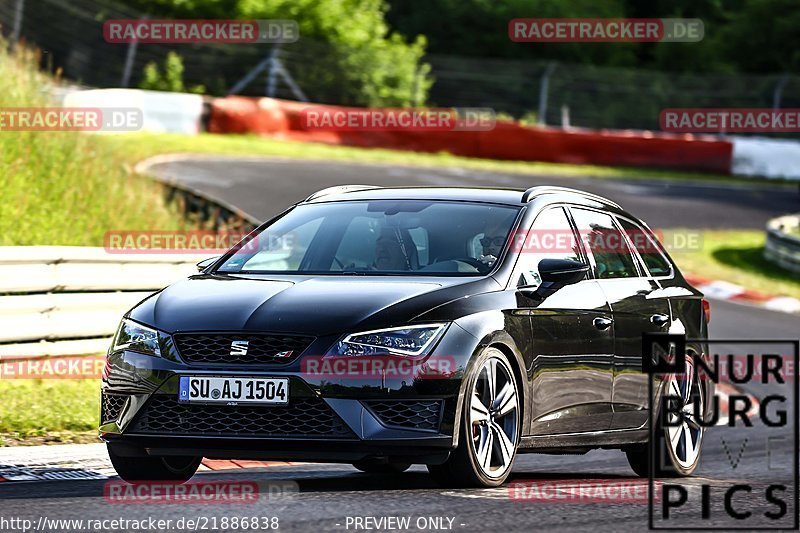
[1,156,798,532]
[144,155,798,229]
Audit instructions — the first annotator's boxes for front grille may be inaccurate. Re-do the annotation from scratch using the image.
[129,395,353,438]
[174,333,314,365]
[364,400,443,431]
[102,393,128,422]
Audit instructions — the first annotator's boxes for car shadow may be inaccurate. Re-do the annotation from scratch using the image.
[0,465,646,501]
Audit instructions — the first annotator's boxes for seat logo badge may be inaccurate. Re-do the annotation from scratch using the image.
[230,340,249,356]
[275,350,293,358]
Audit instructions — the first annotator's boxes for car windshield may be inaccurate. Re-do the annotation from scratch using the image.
[216,200,520,276]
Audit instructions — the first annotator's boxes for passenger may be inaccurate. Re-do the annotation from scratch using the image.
[374,227,416,271]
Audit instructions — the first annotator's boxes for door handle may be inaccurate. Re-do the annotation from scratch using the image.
[593,317,613,330]
[650,313,670,327]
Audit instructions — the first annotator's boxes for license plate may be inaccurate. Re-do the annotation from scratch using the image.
[178,376,289,405]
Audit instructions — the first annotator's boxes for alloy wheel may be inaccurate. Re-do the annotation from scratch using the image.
[468,355,519,479]
[665,356,704,469]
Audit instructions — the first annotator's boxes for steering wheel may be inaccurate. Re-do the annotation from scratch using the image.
[450,257,487,272]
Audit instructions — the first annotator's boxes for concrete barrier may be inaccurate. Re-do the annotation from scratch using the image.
[208,96,734,174]
[732,137,800,180]
[765,214,800,273]
[63,88,205,135]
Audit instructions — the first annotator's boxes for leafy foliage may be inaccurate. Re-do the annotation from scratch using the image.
[139,52,206,94]
[119,0,431,106]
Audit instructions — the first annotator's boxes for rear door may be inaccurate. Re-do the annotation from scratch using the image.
[569,208,672,430]
[512,206,615,436]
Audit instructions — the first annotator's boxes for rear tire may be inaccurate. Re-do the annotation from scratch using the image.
[107,444,201,484]
[427,347,520,488]
[626,354,705,477]
[352,460,411,474]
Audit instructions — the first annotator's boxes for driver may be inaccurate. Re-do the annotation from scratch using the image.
[478,223,507,267]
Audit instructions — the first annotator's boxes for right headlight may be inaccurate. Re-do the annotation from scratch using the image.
[111,318,161,357]
[326,323,448,357]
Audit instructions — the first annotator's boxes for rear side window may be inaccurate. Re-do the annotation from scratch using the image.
[570,208,639,279]
[617,218,672,277]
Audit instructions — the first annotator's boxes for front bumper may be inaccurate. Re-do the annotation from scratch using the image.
[100,326,476,462]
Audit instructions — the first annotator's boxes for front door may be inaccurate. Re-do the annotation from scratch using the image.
[513,206,615,436]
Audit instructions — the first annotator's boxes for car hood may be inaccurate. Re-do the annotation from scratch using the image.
[129,273,493,336]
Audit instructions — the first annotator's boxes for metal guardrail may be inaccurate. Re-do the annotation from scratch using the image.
[764,214,800,274]
[0,247,204,360]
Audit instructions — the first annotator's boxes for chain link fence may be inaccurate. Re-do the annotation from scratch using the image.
[2,0,799,133]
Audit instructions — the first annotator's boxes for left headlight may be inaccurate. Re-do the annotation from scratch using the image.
[111,318,162,357]
[327,323,448,357]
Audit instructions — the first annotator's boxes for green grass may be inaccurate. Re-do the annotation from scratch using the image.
[102,132,796,188]
[0,46,187,246]
[0,380,100,443]
[673,230,800,300]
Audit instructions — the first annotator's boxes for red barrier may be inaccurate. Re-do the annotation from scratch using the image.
[209,97,733,174]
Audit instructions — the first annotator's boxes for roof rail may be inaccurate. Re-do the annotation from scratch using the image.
[520,186,621,209]
[304,185,382,202]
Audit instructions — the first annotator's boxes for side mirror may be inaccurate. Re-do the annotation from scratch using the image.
[518,258,589,300]
[538,258,590,286]
[196,256,220,272]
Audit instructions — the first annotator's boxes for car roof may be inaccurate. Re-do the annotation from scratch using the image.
[302,185,626,215]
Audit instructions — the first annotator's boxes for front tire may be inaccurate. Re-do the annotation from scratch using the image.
[428,348,520,487]
[107,444,201,484]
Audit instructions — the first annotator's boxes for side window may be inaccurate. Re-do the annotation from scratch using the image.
[570,208,639,279]
[617,218,672,277]
[514,206,584,287]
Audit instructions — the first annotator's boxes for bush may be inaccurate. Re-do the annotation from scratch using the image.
[139,52,206,94]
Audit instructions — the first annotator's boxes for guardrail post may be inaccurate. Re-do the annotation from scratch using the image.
[537,62,557,126]
[10,0,25,50]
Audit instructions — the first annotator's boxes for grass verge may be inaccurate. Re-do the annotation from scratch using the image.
[0,379,100,446]
[101,132,796,188]
[674,230,800,300]
[0,46,187,246]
